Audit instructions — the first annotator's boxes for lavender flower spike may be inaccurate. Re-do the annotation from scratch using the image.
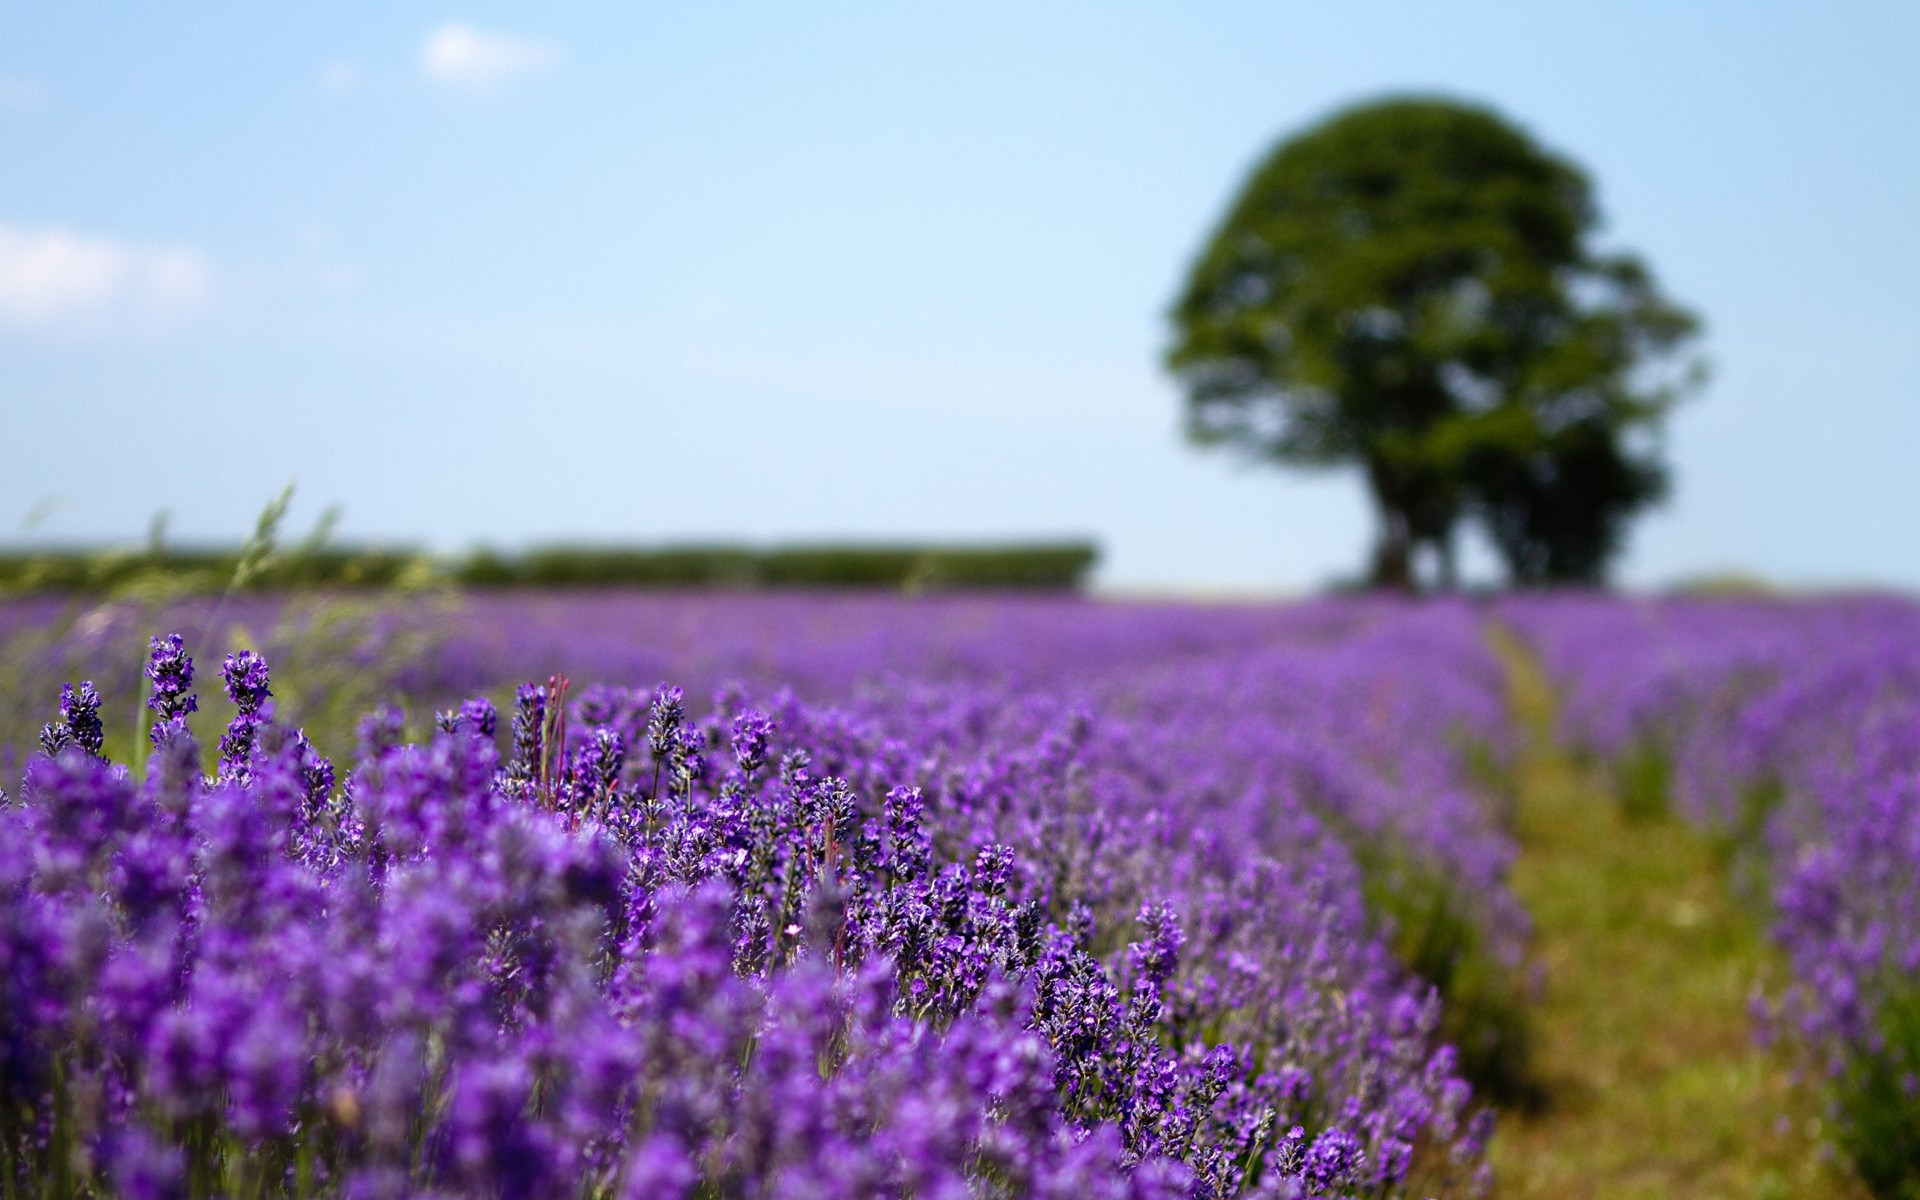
[145,634,197,748]
[64,682,105,756]
[39,681,104,759]
[218,650,273,780]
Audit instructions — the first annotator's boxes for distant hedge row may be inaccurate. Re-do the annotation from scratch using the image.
[0,543,1099,593]
[0,548,430,594]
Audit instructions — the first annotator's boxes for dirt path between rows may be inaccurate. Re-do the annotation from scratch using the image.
[1485,633,1860,1200]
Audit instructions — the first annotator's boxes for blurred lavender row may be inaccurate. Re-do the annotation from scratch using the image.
[1501,593,1920,1192]
[1,594,1515,1198]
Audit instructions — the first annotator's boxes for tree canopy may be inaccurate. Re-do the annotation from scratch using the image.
[1167,96,1701,588]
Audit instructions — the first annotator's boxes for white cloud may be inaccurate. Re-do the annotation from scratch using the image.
[420,23,559,91]
[319,60,359,95]
[0,221,212,335]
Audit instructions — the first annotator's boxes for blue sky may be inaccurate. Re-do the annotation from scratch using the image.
[3,2,1915,590]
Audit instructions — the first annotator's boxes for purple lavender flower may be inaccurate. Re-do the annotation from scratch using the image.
[1128,900,1186,992]
[1304,1127,1365,1191]
[620,1135,696,1200]
[220,649,272,714]
[646,685,684,762]
[730,708,773,777]
[37,720,73,758]
[442,1059,560,1200]
[510,682,548,785]
[436,695,501,743]
[576,727,625,799]
[357,703,405,759]
[217,650,273,780]
[104,1127,186,1200]
[884,785,930,882]
[462,696,499,741]
[1,603,1515,1199]
[145,634,197,748]
[1275,1125,1308,1176]
[225,996,305,1138]
[45,681,105,758]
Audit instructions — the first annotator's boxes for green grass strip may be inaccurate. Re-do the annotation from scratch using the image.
[1484,629,1860,1200]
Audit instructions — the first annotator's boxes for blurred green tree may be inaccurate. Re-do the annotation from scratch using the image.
[1167,96,1702,588]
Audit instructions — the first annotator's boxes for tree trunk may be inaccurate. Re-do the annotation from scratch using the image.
[1368,510,1414,591]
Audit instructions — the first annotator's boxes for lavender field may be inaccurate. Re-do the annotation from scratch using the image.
[2,590,1916,1197]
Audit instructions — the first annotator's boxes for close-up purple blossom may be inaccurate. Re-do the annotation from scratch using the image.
[145,632,198,748]
[42,680,105,759]
[217,650,273,781]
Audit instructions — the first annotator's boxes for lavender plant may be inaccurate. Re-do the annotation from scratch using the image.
[1,630,1498,1199]
[39,681,104,760]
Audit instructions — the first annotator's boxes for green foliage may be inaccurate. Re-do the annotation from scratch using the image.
[226,594,458,752]
[1709,776,1789,911]
[1467,407,1673,587]
[1167,96,1702,588]
[0,604,92,767]
[1458,734,1520,833]
[459,545,758,588]
[0,593,456,774]
[229,482,296,591]
[454,543,1099,591]
[1836,983,1920,1200]
[2,544,1098,595]
[1359,847,1540,1109]
[2,491,456,770]
[0,547,434,595]
[1615,739,1673,824]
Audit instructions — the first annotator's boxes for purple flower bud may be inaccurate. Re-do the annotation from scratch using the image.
[1305,1126,1364,1190]
[510,683,548,782]
[576,727,627,798]
[1127,901,1185,991]
[357,703,406,759]
[730,708,773,777]
[1275,1125,1307,1175]
[646,685,684,761]
[217,650,273,781]
[462,696,499,741]
[145,634,197,748]
[38,720,74,758]
[220,650,272,715]
[443,1058,559,1200]
[57,681,105,756]
[105,1127,186,1200]
[974,844,1015,896]
[620,1134,695,1200]
[884,786,930,881]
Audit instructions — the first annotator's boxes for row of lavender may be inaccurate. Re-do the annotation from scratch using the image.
[1501,594,1920,1196]
[0,596,1518,1199]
